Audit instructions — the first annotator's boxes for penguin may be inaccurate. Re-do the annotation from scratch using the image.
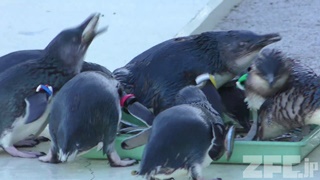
[38,71,136,167]
[239,49,320,140]
[133,85,235,180]
[195,73,251,131]
[120,74,239,151]
[113,30,281,116]
[0,50,43,73]
[0,13,105,158]
[0,50,112,76]
[0,51,112,148]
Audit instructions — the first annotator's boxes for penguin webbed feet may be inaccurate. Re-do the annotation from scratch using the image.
[235,110,259,141]
[3,146,46,158]
[106,144,137,167]
[14,135,50,148]
[107,152,138,167]
[38,149,61,164]
[270,125,312,142]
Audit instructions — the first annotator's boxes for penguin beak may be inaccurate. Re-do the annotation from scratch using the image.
[267,74,275,88]
[255,33,282,48]
[79,13,108,45]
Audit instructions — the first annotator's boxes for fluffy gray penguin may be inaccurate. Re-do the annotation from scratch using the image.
[239,49,320,140]
[113,30,281,115]
[0,13,105,158]
[39,71,137,167]
[134,85,234,180]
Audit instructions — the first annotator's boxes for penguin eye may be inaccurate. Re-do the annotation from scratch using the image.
[117,88,123,97]
[72,37,78,43]
[117,84,123,97]
[239,41,248,47]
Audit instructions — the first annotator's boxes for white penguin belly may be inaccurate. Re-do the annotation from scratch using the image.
[202,152,213,168]
[245,92,266,110]
[0,103,51,148]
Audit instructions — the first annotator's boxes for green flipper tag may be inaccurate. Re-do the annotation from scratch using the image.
[236,73,248,90]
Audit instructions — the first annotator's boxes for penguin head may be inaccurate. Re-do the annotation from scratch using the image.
[212,30,281,75]
[44,13,107,70]
[246,49,291,97]
[175,85,208,105]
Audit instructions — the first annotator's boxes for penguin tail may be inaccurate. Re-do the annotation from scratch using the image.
[58,148,78,162]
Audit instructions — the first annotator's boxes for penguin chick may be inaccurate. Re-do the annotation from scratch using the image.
[113,30,281,115]
[245,49,320,140]
[39,71,136,167]
[136,86,227,180]
[245,49,291,111]
[0,13,104,158]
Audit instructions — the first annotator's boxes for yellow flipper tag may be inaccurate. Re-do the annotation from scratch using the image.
[209,75,217,88]
[195,73,217,88]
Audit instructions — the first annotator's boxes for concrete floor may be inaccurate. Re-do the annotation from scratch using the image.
[1,0,320,180]
[1,141,320,180]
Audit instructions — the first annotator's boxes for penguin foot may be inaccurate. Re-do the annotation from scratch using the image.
[107,151,138,167]
[4,146,46,158]
[109,158,138,167]
[36,136,51,142]
[235,119,258,141]
[14,136,50,148]
[14,139,39,147]
[38,150,61,164]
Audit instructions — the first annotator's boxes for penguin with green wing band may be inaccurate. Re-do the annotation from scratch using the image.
[113,30,282,116]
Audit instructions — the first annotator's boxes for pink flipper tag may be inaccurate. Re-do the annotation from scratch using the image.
[120,94,135,107]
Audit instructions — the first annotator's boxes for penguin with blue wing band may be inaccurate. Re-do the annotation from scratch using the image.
[0,13,104,158]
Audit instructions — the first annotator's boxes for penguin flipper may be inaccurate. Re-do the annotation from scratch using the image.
[24,93,49,124]
[121,127,152,150]
[124,100,154,126]
[224,125,236,161]
[208,123,225,161]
